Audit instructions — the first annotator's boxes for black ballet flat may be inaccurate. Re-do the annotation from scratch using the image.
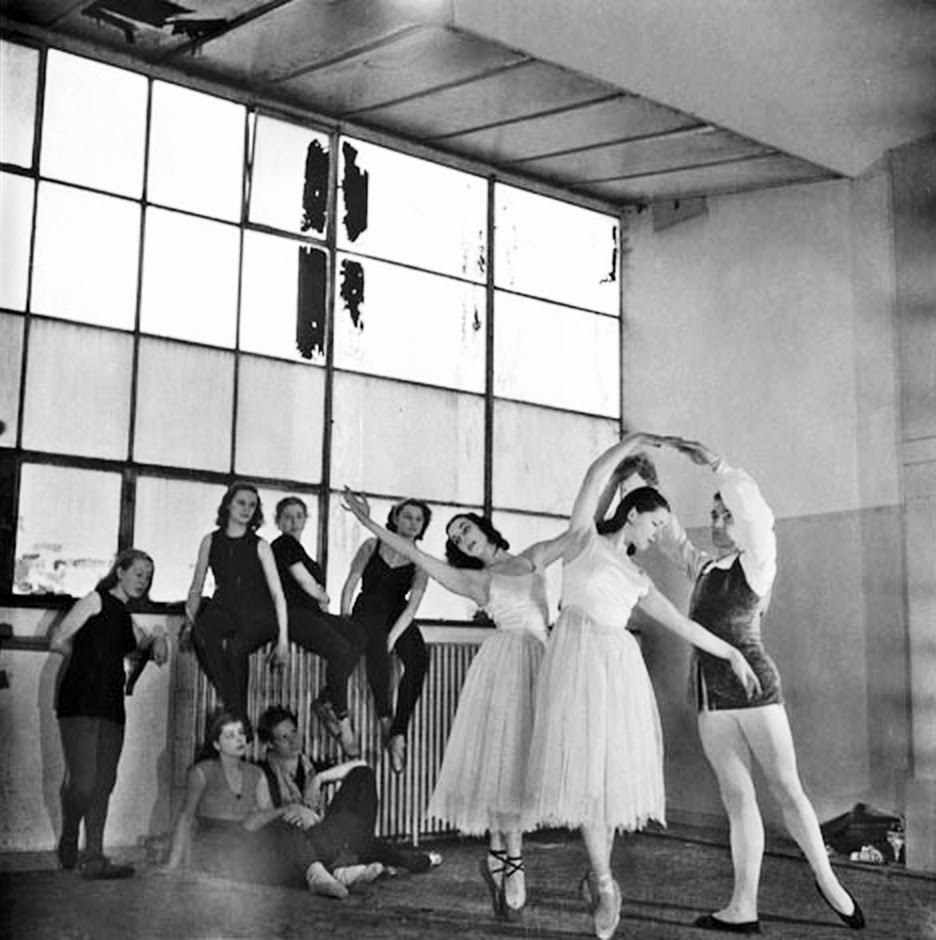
[814,880,865,930]
[693,913,761,934]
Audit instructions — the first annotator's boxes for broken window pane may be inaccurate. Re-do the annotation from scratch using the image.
[493,400,618,514]
[338,137,486,282]
[495,184,619,315]
[333,253,485,392]
[0,172,33,311]
[0,313,24,446]
[148,81,245,222]
[15,463,121,596]
[495,291,620,417]
[41,50,147,199]
[0,40,38,168]
[134,475,220,603]
[22,320,133,460]
[235,355,325,483]
[32,181,140,329]
[133,337,234,471]
[249,114,330,237]
[326,492,479,622]
[331,371,484,506]
[239,230,326,363]
[140,206,239,346]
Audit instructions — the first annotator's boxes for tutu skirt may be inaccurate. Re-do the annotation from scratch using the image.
[427,629,544,835]
[524,607,665,833]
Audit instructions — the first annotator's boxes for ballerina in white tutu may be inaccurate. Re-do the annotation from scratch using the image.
[341,487,565,922]
[524,433,762,940]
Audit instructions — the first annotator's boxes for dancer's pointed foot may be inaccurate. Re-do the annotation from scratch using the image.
[693,913,761,934]
[814,880,865,929]
[479,850,506,918]
[593,874,621,940]
[387,733,406,774]
[502,854,525,922]
[336,716,361,758]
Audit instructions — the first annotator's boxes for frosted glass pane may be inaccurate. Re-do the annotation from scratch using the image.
[41,50,147,198]
[495,184,619,314]
[1,40,38,167]
[0,313,24,446]
[235,356,325,482]
[134,338,234,471]
[332,372,484,505]
[15,464,121,596]
[135,476,221,603]
[338,137,486,282]
[333,254,485,392]
[0,172,34,311]
[32,182,140,329]
[327,493,477,622]
[140,208,239,346]
[495,292,620,416]
[240,231,326,363]
[22,320,132,459]
[491,510,567,622]
[148,81,245,221]
[249,115,330,236]
[493,400,618,514]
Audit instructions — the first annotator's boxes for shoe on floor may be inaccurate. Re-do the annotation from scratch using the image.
[306,861,349,899]
[334,862,384,888]
[57,837,78,871]
[80,856,134,880]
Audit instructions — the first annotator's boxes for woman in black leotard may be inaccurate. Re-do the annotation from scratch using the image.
[340,498,431,773]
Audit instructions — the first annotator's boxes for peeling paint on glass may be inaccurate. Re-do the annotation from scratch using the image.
[338,137,487,283]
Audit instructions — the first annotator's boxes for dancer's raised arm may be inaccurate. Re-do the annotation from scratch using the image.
[342,488,489,605]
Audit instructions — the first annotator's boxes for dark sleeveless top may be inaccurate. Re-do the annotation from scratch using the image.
[689,557,782,710]
[352,547,416,628]
[209,530,272,615]
[196,759,263,821]
[57,588,136,724]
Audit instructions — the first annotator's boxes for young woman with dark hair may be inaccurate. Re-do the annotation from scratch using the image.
[340,498,433,773]
[49,548,168,878]
[184,482,289,717]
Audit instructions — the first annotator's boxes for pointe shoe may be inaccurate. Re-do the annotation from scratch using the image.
[336,716,361,758]
[814,880,865,930]
[478,850,506,919]
[593,876,621,940]
[502,854,525,922]
[579,869,596,910]
[306,862,349,899]
[388,734,406,774]
[693,913,761,934]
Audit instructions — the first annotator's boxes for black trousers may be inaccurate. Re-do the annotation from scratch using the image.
[362,623,428,737]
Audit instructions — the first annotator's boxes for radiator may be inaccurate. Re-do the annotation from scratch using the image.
[169,625,489,843]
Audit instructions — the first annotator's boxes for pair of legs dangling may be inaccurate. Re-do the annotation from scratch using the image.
[698,704,864,932]
[481,830,526,922]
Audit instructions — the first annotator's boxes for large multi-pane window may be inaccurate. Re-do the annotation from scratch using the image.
[0,39,621,622]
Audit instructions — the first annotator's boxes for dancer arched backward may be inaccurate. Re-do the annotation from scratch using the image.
[341,488,561,922]
[340,499,432,774]
[651,436,864,933]
[184,482,289,717]
[523,433,762,940]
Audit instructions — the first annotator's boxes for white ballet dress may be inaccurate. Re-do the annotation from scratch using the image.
[426,566,549,835]
[524,527,666,833]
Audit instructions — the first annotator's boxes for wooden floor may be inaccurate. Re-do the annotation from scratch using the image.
[1,827,932,939]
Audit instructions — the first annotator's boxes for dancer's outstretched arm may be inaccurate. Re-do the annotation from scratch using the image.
[342,488,489,605]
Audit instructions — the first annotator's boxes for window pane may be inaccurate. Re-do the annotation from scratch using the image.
[493,400,618,514]
[331,372,484,505]
[235,355,325,482]
[333,254,485,392]
[495,292,620,416]
[32,182,140,329]
[0,172,34,311]
[338,137,486,281]
[22,320,132,460]
[140,207,239,346]
[0,313,24,446]
[134,337,234,471]
[135,476,221,603]
[491,510,566,622]
[495,184,619,314]
[1,40,38,167]
[240,231,326,363]
[249,115,329,237]
[148,81,245,221]
[41,50,147,198]
[15,464,121,596]
[327,492,478,622]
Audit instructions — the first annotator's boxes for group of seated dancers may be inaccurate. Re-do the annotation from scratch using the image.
[48,432,866,939]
